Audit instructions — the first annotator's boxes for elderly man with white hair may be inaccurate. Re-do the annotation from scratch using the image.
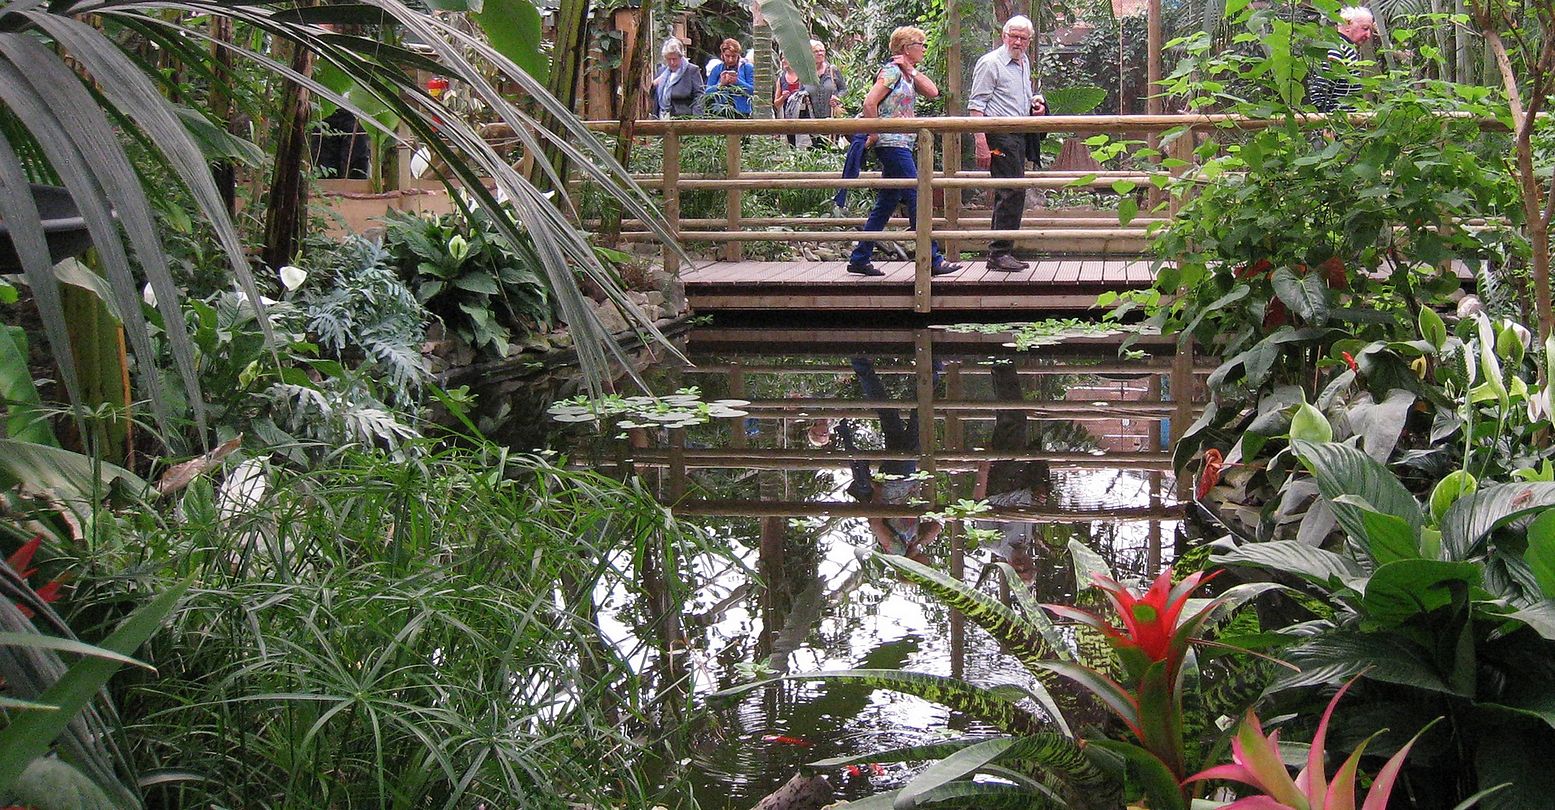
[1308,6,1374,113]
[969,15,1047,272]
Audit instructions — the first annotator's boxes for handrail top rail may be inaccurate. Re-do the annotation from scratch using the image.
[585,111,1511,136]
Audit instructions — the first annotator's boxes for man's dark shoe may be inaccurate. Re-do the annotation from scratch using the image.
[847,262,884,276]
[931,262,962,276]
[987,254,1027,272]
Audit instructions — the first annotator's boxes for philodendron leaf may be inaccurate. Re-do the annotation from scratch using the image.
[473,0,546,81]
[1441,484,1555,559]
[1419,306,1448,351]
[1272,266,1330,324]
[1292,440,1423,541]
[1526,510,1555,599]
[1289,402,1333,442]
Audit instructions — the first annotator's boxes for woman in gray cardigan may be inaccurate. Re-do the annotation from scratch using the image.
[651,38,704,118]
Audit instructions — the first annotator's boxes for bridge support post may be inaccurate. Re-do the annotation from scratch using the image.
[663,131,681,275]
[724,135,743,261]
[914,128,934,313]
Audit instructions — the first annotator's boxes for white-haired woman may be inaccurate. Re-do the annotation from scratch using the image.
[1308,6,1374,112]
[802,39,846,122]
[652,37,704,118]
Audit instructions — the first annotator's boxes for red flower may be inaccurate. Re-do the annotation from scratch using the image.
[1342,351,1359,372]
[1048,569,1220,665]
[5,535,63,619]
[1234,258,1273,280]
[1197,448,1224,500]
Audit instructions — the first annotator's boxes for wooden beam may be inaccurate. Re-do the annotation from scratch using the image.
[669,499,1183,521]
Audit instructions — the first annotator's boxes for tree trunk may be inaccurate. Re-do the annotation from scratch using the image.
[261,32,316,270]
[534,0,591,194]
[752,18,773,120]
[603,0,654,245]
[209,16,237,215]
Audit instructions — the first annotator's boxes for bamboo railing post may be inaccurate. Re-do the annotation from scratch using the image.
[914,128,934,313]
[663,130,681,275]
[724,134,743,262]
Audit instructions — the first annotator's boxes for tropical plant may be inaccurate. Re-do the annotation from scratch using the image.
[381,206,553,360]
[0,0,681,449]
[297,235,429,406]
[1208,436,1555,810]
[55,438,721,808]
[1186,676,1442,810]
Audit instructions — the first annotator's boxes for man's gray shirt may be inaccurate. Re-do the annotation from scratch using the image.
[968,46,1032,118]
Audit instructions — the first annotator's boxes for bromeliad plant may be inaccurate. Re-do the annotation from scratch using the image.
[1187,677,1438,810]
[1040,567,1255,810]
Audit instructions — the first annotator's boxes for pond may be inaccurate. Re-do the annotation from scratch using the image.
[497,320,1200,809]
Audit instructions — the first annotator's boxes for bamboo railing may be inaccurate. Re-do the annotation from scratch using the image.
[582,114,1216,314]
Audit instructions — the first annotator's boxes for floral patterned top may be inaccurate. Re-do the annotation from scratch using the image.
[875,63,915,149]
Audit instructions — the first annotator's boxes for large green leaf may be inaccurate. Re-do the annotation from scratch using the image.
[1213,541,1365,588]
[473,0,546,82]
[1281,630,1464,696]
[829,782,1045,809]
[895,738,1020,808]
[1336,497,1421,566]
[709,669,1048,735]
[6,757,118,810]
[758,0,819,85]
[1360,559,1479,627]
[1524,511,1555,599]
[0,579,190,797]
[0,327,55,447]
[1272,266,1330,323]
[0,439,146,503]
[1442,484,1555,559]
[1292,440,1423,546]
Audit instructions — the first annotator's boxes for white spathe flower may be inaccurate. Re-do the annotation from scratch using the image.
[142,283,156,308]
[279,265,308,291]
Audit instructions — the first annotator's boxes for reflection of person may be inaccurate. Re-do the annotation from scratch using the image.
[1307,6,1374,113]
[704,38,755,118]
[973,364,1052,583]
[969,15,1047,273]
[836,358,941,562]
[651,38,704,118]
[846,26,960,278]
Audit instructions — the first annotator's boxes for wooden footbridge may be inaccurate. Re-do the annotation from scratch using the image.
[582,112,1493,314]
[587,114,1224,314]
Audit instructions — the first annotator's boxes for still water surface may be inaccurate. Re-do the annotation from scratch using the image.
[519,323,1195,808]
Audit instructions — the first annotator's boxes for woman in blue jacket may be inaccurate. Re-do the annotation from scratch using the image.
[704,38,755,118]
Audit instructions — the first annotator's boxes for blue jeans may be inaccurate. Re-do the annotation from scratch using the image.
[848,146,944,268]
[833,133,870,208]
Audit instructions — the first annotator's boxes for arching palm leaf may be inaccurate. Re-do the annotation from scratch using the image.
[0,0,684,446]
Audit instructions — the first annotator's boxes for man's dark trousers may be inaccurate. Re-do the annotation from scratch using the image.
[986,132,1026,259]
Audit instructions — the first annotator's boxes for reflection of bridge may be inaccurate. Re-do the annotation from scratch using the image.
[572,327,1201,557]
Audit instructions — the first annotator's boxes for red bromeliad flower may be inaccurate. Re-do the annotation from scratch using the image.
[1048,569,1221,669]
[5,535,64,619]
[1040,568,1229,789]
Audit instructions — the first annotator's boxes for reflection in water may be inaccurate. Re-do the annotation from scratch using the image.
[546,326,1199,808]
